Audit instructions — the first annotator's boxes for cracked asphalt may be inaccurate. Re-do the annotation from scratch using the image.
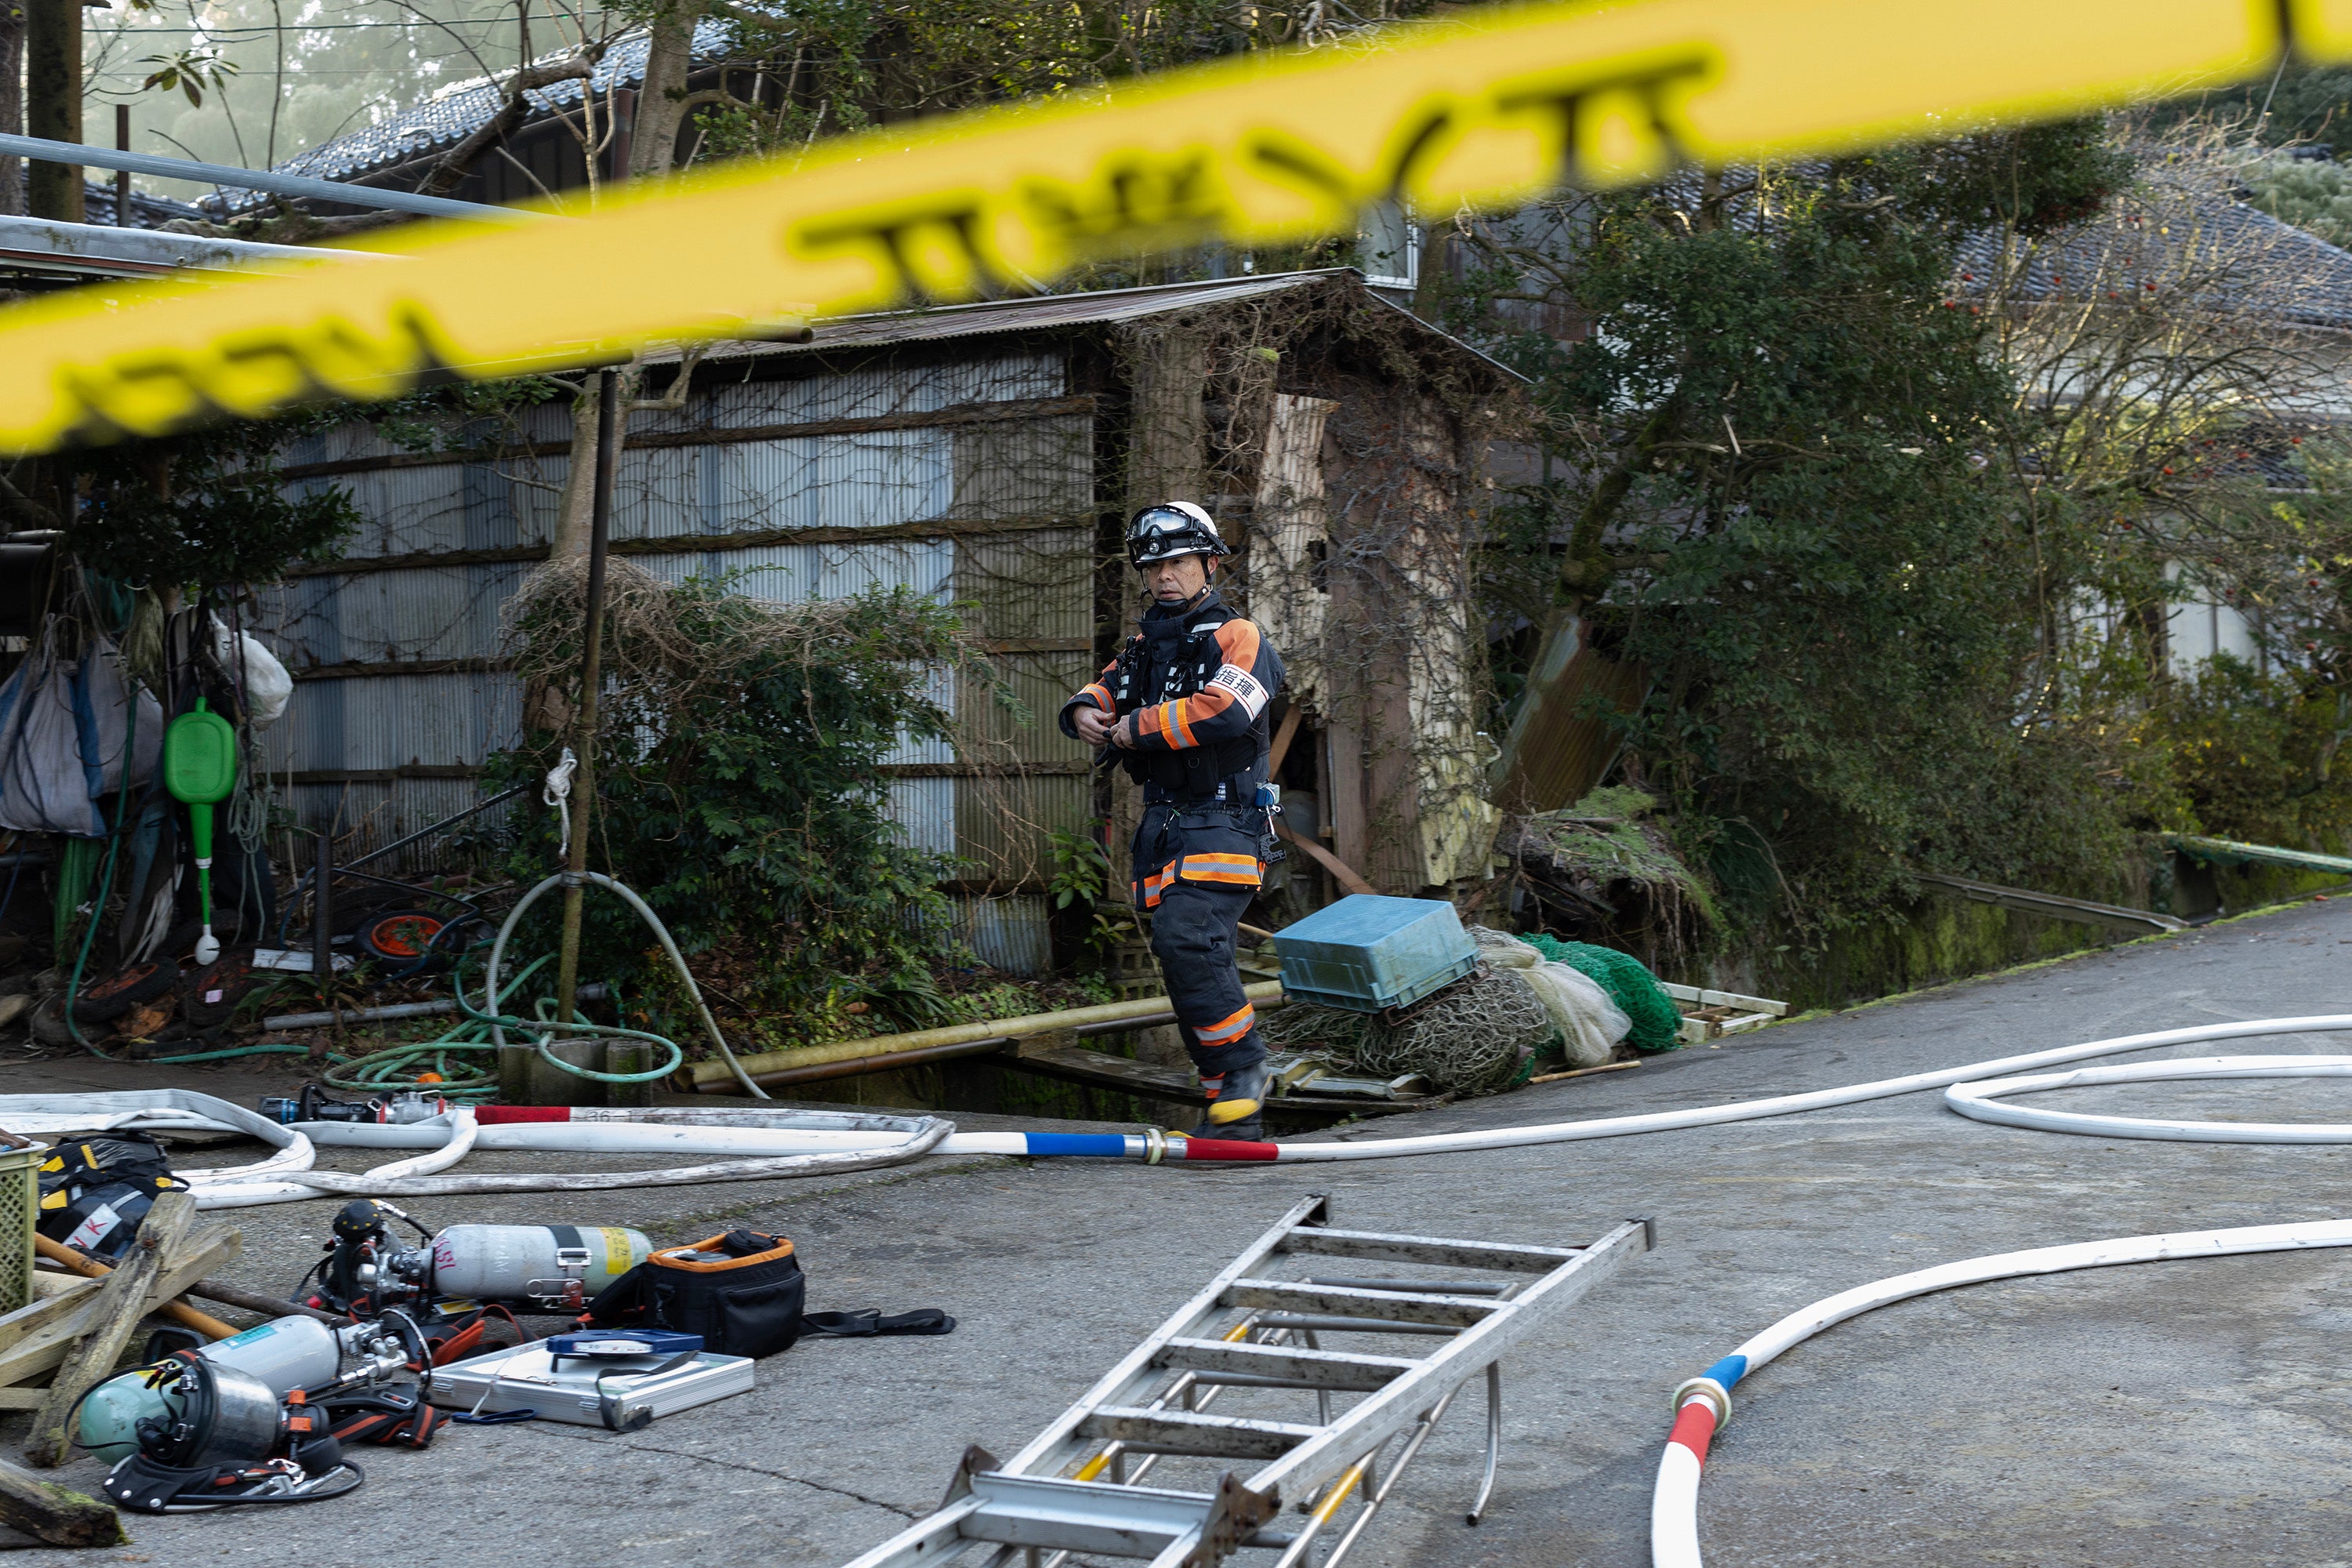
[6,895,2352,1566]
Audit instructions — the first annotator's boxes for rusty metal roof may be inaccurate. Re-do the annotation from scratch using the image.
[663,269,1526,380]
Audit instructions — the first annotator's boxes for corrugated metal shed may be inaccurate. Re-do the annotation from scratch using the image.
[279,341,1082,969]
[275,270,1517,970]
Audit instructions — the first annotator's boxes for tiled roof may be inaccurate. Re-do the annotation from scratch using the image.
[79,183,206,229]
[1952,175,2352,333]
[237,17,737,197]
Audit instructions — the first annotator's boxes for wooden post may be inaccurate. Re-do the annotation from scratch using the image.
[312,829,333,984]
[21,0,80,222]
[554,368,619,1029]
[23,1192,198,1468]
[0,1460,122,1548]
[113,103,129,225]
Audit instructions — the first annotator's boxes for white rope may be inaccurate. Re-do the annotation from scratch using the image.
[542,747,578,858]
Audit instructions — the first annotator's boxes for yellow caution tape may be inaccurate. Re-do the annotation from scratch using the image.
[0,0,2332,455]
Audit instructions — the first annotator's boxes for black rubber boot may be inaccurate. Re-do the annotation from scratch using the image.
[1186,1058,1270,1142]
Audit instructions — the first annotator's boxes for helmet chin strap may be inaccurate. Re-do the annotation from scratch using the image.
[1140,559,1215,611]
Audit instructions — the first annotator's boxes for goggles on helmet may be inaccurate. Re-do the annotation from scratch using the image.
[1127,503,1229,568]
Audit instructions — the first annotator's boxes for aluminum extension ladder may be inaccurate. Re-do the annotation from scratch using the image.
[840,1194,1653,1568]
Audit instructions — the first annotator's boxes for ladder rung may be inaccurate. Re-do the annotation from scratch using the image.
[1223,1278,1503,1328]
[1279,1227,1581,1273]
[1156,1338,1421,1392]
[1254,1312,1459,1337]
[960,1472,1210,1556]
[1305,1276,1512,1297]
[1078,1406,1323,1460]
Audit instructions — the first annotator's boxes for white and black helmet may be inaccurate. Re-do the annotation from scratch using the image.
[1126,502,1229,568]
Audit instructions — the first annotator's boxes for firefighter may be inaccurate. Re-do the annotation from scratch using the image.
[1061,502,1287,1142]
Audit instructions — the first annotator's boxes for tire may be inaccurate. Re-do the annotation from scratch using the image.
[31,993,73,1046]
[73,959,181,1024]
[183,950,270,1030]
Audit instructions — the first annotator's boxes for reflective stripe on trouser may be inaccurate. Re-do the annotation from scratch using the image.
[1134,801,1269,1077]
[1148,878,1267,1077]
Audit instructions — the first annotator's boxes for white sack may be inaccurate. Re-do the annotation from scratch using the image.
[0,637,162,836]
[210,615,292,727]
[1522,960,1632,1069]
[1469,925,1631,1068]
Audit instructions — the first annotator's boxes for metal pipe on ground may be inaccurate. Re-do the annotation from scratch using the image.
[263,984,607,1033]
[691,982,1287,1094]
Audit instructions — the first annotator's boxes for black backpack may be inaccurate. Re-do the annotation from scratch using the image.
[38,1134,191,1261]
[580,1229,952,1357]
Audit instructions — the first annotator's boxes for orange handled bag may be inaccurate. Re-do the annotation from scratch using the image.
[580,1229,953,1357]
[580,1229,808,1358]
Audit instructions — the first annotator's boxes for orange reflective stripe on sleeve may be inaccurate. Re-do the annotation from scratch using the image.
[1181,852,1262,887]
[1079,681,1112,710]
[1161,700,1197,749]
[1195,1003,1257,1044]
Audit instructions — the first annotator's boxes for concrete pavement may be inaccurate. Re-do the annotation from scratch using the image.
[5,897,2351,1565]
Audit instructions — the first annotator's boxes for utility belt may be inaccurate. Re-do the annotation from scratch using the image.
[1133,779,1287,908]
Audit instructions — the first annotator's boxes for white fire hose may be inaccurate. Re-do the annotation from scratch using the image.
[16,1014,2352,1566]
[1648,1034,2352,1567]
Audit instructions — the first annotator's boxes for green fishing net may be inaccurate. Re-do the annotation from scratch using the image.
[1519,935,1683,1053]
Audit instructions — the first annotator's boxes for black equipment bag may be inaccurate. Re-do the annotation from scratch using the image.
[580,1229,954,1358]
[580,1229,809,1358]
[37,1134,191,1261]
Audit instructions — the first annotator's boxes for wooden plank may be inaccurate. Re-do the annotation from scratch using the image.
[0,1390,43,1410]
[25,1192,198,1467]
[1273,818,1375,896]
[0,1228,240,1392]
[1526,1059,1639,1086]
[1002,1043,1439,1116]
[0,1459,122,1548]
[0,1284,97,1356]
[34,1232,238,1339]
[1661,982,1790,1016]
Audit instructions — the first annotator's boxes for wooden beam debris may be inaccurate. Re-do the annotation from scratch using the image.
[0,1458,124,1548]
[0,1225,241,1407]
[34,1232,239,1340]
[24,1191,198,1468]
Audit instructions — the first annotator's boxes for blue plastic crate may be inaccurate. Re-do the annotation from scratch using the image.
[1272,895,1479,1014]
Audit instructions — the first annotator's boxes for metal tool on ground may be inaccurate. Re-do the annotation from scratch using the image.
[840,1194,1653,1568]
[162,699,238,967]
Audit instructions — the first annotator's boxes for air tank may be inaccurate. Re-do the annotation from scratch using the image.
[198,1314,346,1391]
[425,1224,651,1305]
